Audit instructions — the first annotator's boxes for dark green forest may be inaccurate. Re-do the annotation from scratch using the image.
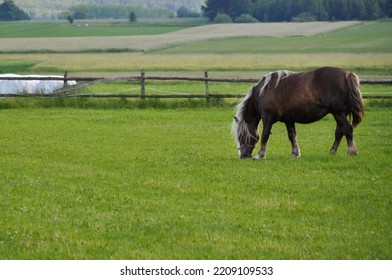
[0,0,30,21]
[202,0,392,22]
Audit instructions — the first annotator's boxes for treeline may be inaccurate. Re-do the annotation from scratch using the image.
[61,4,173,19]
[202,0,392,22]
[11,0,392,21]
[16,0,204,19]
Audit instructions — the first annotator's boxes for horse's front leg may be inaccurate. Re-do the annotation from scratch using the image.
[254,119,273,159]
[285,122,301,158]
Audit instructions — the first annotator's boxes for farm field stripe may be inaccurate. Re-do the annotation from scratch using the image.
[0,22,360,53]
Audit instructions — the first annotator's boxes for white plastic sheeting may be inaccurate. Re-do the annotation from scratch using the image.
[0,74,76,94]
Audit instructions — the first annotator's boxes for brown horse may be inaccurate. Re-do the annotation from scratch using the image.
[232,67,365,159]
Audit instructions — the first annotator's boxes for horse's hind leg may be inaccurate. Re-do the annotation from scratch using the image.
[330,124,343,154]
[332,113,358,155]
[285,122,301,157]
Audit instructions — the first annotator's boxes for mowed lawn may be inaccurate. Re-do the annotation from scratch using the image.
[0,106,391,259]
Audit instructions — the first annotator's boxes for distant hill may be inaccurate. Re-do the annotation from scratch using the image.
[14,0,205,19]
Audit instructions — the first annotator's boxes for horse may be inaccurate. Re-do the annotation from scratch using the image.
[232,67,365,159]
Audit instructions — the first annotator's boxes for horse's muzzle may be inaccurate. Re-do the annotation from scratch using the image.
[240,154,252,159]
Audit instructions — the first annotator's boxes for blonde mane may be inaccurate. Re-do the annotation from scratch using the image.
[259,70,292,96]
[232,85,254,147]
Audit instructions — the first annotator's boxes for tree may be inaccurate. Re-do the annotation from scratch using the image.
[177,6,199,17]
[201,0,387,22]
[387,0,392,17]
[71,5,89,20]
[67,15,74,24]
[0,0,30,21]
[129,11,137,22]
[235,14,258,23]
[213,12,232,23]
[58,10,73,23]
[202,0,252,21]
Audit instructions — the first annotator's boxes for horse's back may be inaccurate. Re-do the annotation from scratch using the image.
[261,67,352,123]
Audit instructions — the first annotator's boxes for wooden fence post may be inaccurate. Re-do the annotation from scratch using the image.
[63,71,68,87]
[204,71,210,101]
[141,70,146,100]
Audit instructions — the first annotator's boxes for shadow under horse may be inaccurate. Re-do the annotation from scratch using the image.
[232,66,365,159]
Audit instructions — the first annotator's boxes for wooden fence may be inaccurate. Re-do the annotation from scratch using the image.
[1,71,392,99]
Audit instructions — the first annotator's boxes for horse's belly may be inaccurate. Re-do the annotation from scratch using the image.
[281,108,328,124]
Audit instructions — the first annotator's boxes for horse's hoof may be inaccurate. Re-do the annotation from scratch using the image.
[291,154,301,158]
[347,147,358,156]
[254,154,266,160]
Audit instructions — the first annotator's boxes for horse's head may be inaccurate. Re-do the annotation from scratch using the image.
[232,85,261,159]
[232,116,259,159]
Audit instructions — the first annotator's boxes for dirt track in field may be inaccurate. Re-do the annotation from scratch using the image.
[0,21,360,52]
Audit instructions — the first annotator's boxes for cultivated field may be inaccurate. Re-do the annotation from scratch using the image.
[0,20,391,260]
[0,21,360,52]
[0,21,391,79]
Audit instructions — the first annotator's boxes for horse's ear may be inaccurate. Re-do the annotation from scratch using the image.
[234,117,239,123]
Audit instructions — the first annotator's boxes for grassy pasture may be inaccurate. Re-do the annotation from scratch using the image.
[0,20,202,38]
[0,20,357,39]
[49,80,392,99]
[0,53,391,76]
[0,107,391,259]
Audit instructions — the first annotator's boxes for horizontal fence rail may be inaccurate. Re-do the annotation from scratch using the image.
[1,71,392,99]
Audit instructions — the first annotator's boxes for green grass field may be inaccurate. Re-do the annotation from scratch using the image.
[1,52,390,75]
[0,106,391,259]
[0,20,200,38]
[0,19,391,260]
